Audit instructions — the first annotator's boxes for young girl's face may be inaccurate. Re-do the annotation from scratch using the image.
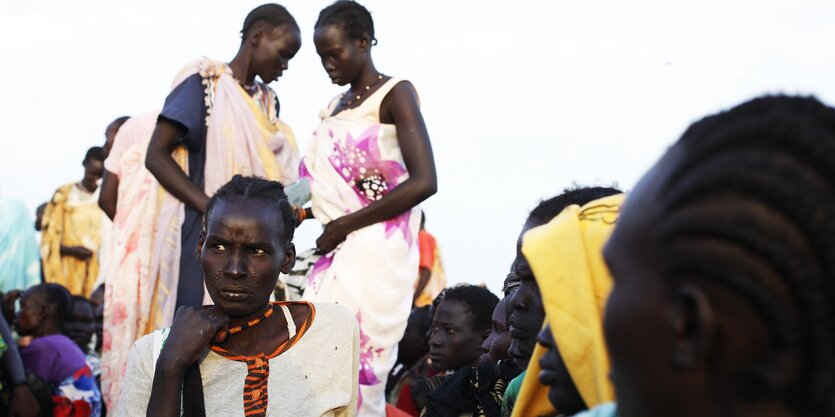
[314,24,368,87]
[251,24,302,84]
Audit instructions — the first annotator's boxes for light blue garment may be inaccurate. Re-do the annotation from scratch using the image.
[570,402,618,417]
[0,198,41,291]
[284,178,311,207]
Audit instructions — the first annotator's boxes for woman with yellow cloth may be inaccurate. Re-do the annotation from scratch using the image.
[510,194,623,417]
[41,147,107,297]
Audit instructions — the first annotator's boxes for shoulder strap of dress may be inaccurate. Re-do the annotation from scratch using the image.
[361,77,405,121]
[280,304,297,339]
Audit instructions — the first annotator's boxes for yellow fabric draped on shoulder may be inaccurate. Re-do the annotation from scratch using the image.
[511,194,624,417]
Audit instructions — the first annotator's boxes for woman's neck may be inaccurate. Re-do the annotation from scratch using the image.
[217,303,286,356]
[80,177,97,193]
[34,323,62,338]
[350,60,381,93]
[228,49,256,86]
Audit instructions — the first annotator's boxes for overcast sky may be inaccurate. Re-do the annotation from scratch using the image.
[2,0,834,293]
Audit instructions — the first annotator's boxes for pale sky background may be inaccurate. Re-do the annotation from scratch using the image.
[2,1,834,294]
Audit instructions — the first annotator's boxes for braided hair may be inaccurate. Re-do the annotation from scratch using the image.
[205,175,295,244]
[315,1,377,45]
[240,3,299,40]
[654,95,835,415]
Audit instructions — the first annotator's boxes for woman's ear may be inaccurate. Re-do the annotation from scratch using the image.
[670,285,715,370]
[356,35,370,52]
[281,243,297,275]
[196,229,206,264]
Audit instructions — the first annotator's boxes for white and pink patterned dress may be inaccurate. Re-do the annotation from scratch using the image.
[301,78,421,417]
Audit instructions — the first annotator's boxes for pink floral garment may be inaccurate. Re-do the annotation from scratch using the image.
[301,78,420,417]
[100,111,161,412]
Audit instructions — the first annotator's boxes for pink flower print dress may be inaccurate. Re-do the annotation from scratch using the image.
[300,78,420,417]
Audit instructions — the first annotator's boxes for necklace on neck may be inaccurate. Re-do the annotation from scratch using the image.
[229,306,274,335]
[341,74,384,107]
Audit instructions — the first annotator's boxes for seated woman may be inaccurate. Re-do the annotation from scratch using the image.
[116,175,359,417]
[576,95,835,417]
[15,283,101,416]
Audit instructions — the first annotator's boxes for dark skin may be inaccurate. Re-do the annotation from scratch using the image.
[103,120,122,158]
[603,145,797,417]
[397,308,431,368]
[100,119,127,218]
[428,300,490,372]
[89,285,105,353]
[537,325,586,415]
[0,316,40,417]
[148,199,306,417]
[60,157,104,260]
[145,24,301,215]
[14,288,63,338]
[34,203,46,231]
[479,297,512,365]
[63,300,94,354]
[310,24,437,253]
[508,258,545,369]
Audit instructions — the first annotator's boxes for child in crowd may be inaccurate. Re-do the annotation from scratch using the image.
[16,284,102,416]
[409,285,498,413]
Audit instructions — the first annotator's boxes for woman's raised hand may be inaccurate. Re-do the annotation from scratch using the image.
[157,306,230,371]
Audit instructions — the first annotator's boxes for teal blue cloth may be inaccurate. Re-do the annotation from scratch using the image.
[0,198,41,291]
[570,403,618,417]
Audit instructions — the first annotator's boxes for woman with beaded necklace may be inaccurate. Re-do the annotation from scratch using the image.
[298,1,437,415]
[116,175,359,417]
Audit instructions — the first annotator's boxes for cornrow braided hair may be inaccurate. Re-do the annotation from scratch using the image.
[316,0,377,45]
[655,95,835,415]
[205,175,295,244]
[240,3,298,39]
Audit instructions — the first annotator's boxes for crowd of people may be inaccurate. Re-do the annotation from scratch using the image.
[1,2,834,417]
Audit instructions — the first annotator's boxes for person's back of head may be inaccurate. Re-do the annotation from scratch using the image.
[603,95,835,417]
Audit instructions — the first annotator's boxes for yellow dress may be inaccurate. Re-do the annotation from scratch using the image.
[41,182,103,297]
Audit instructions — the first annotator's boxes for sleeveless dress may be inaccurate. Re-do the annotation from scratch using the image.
[301,78,421,417]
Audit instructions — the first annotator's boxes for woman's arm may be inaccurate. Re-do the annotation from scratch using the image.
[316,81,437,252]
[98,170,119,220]
[145,120,210,214]
[0,317,40,417]
[146,306,228,417]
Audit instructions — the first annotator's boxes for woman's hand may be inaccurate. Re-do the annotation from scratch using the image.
[61,246,94,260]
[9,385,40,417]
[316,217,352,254]
[157,306,230,372]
